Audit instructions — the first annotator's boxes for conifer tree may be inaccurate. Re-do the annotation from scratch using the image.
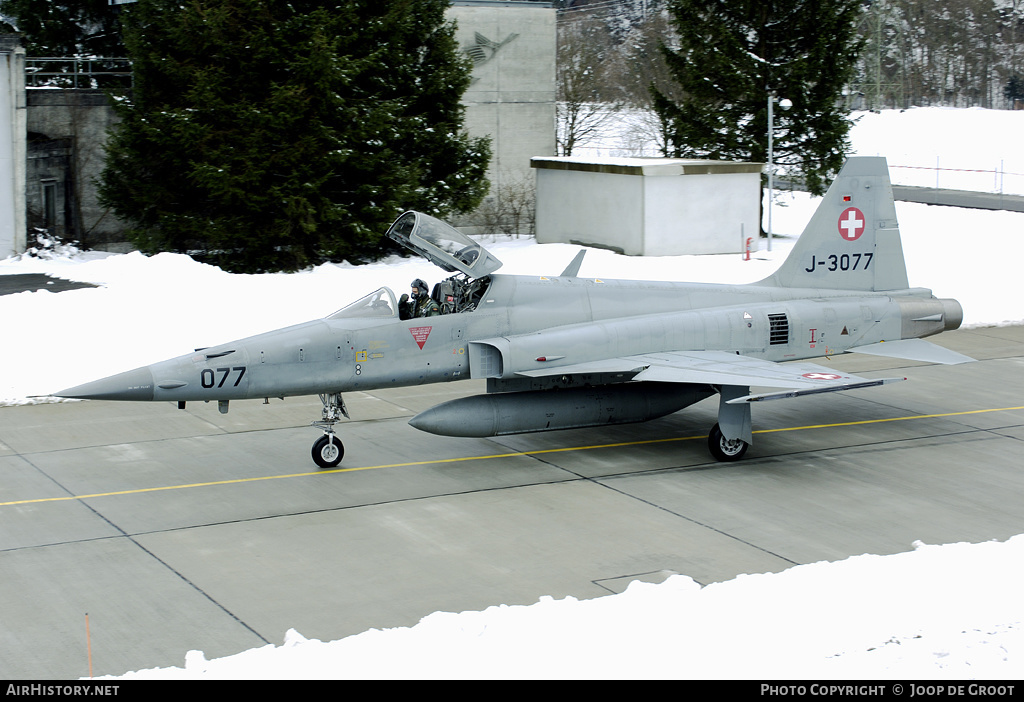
[651,0,864,196]
[99,0,490,273]
[0,0,126,56]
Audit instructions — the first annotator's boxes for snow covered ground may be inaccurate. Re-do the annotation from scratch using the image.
[2,107,1023,679]
[95,537,1024,680]
[848,107,1024,195]
[576,105,1024,197]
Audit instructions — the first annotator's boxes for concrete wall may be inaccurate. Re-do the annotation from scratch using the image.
[26,90,127,248]
[535,166,644,253]
[0,36,26,258]
[450,1,556,230]
[533,157,763,256]
[643,171,761,255]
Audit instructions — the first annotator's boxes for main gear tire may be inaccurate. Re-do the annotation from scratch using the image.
[708,423,748,462]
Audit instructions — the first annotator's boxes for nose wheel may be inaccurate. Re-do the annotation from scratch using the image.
[312,434,344,468]
[311,392,349,468]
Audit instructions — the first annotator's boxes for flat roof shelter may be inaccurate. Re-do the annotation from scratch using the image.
[531,157,763,256]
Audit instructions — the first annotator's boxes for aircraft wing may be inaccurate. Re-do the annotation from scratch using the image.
[516,349,905,403]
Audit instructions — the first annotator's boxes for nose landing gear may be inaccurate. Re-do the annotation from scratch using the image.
[311,392,348,468]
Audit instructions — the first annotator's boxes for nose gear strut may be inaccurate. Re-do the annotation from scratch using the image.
[311,392,349,468]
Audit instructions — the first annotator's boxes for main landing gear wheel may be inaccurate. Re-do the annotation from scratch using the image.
[312,434,344,468]
[708,423,748,462]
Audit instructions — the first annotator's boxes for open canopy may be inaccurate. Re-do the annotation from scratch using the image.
[385,211,503,278]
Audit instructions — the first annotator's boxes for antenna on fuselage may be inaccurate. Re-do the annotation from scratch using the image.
[560,249,587,278]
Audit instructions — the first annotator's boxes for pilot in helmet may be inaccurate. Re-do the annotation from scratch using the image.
[400,278,440,319]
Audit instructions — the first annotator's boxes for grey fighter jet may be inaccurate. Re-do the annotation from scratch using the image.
[56,157,971,467]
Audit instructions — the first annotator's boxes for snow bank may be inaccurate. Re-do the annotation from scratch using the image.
[105,536,1024,679]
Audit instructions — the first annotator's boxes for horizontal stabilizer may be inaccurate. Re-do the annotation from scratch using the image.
[726,377,906,404]
[847,338,974,365]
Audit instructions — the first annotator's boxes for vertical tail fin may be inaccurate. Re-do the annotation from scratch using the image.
[760,156,910,291]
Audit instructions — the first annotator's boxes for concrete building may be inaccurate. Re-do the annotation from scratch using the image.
[450,1,556,233]
[532,156,764,256]
[26,89,126,249]
[0,36,26,258]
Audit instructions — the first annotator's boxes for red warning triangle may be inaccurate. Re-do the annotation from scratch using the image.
[410,326,432,349]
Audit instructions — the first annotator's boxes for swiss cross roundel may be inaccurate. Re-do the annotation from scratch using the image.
[802,372,843,381]
[838,207,866,241]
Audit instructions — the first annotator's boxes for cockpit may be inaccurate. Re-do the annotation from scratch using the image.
[326,275,493,320]
[326,211,504,321]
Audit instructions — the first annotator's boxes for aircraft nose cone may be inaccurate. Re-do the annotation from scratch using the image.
[55,366,155,401]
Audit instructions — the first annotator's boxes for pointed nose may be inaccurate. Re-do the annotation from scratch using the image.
[56,366,155,401]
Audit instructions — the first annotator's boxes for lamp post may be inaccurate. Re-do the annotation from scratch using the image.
[766,93,791,252]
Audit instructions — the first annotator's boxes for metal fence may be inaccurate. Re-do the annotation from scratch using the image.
[25,57,132,90]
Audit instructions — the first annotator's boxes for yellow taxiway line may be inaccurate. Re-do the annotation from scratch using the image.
[3,405,1022,508]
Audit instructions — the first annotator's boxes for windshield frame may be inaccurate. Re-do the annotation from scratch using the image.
[326,287,399,320]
